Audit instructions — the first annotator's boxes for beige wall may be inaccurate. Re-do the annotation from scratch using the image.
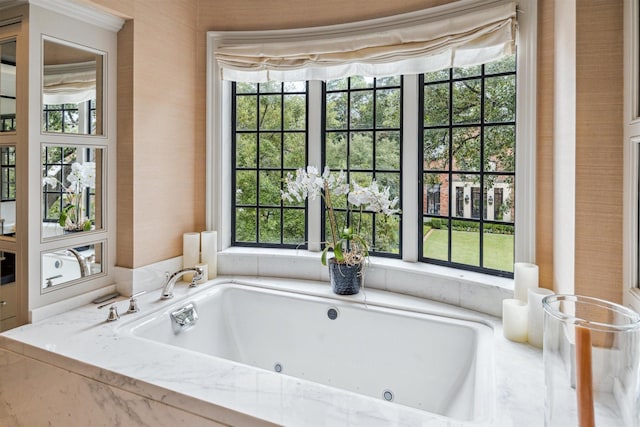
[574,0,623,302]
[84,0,203,269]
[84,0,625,303]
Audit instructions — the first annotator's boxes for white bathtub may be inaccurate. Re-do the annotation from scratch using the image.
[126,282,495,423]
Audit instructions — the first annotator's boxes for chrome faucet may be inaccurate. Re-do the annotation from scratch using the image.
[160,267,204,300]
[66,248,92,277]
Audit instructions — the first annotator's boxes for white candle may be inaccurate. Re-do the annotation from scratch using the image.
[195,263,209,285]
[514,262,539,302]
[527,287,554,348]
[182,232,200,282]
[200,230,217,279]
[502,299,529,343]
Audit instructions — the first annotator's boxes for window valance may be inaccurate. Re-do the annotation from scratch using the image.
[214,0,516,82]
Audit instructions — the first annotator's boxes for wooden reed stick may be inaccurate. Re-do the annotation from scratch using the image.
[575,325,595,427]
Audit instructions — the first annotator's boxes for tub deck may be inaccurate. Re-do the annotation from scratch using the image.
[0,277,545,426]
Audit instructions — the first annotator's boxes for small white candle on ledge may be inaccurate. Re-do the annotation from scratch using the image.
[514,262,539,302]
[502,298,529,343]
[527,287,554,348]
[183,232,200,282]
[200,230,218,279]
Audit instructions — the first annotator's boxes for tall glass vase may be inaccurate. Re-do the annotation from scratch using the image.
[542,295,640,427]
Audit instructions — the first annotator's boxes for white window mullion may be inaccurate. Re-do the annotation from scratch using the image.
[402,74,419,262]
[307,80,323,252]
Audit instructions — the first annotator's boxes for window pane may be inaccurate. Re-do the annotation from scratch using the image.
[485,75,516,123]
[259,208,281,243]
[326,92,347,129]
[236,134,256,168]
[236,82,257,94]
[423,128,449,171]
[453,65,481,79]
[451,224,480,266]
[259,133,281,168]
[452,127,481,171]
[423,217,449,261]
[259,170,282,206]
[235,208,256,242]
[484,175,515,223]
[259,95,282,130]
[452,79,481,124]
[283,209,305,244]
[423,83,449,126]
[325,132,347,169]
[350,91,374,129]
[484,125,515,172]
[284,94,306,130]
[376,88,400,128]
[236,96,257,130]
[485,55,516,74]
[349,132,373,169]
[376,131,400,170]
[236,170,257,205]
[423,173,447,217]
[283,133,306,169]
[350,76,374,89]
[483,225,514,272]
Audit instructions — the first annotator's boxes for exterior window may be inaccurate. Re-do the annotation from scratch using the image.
[421,55,516,276]
[0,147,15,201]
[232,81,308,246]
[324,76,402,257]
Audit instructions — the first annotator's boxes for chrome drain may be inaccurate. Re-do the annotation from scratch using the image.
[274,363,283,373]
[327,307,338,320]
[382,389,394,401]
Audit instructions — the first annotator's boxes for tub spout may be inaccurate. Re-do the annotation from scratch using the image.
[161,267,204,300]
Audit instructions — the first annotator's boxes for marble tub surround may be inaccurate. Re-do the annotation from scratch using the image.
[0,277,544,426]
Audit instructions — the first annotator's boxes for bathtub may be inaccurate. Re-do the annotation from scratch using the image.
[125,281,495,423]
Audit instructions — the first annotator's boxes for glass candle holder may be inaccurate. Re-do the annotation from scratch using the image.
[542,294,640,427]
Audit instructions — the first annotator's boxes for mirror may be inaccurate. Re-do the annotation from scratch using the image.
[0,39,15,132]
[41,145,104,238]
[42,38,104,135]
[0,146,15,239]
[41,242,103,291]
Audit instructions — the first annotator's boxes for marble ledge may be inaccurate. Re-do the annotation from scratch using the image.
[1,277,545,427]
[218,248,514,317]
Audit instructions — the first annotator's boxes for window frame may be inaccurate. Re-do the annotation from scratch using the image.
[322,76,403,259]
[230,81,310,248]
[207,0,537,277]
[419,62,517,277]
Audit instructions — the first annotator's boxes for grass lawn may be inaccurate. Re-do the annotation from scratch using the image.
[424,229,514,272]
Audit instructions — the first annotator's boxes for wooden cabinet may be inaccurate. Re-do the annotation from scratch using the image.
[0,281,16,332]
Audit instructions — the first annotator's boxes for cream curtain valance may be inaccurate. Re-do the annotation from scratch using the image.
[215,1,516,82]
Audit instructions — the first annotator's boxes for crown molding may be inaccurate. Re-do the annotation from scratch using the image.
[29,0,124,32]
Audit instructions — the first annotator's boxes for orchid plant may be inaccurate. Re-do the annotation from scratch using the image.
[281,166,400,266]
[42,161,96,231]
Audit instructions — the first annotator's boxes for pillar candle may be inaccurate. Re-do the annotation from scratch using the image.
[183,232,200,282]
[514,262,539,302]
[200,230,217,279]
[527,287,554,348]
[502,298,529,343]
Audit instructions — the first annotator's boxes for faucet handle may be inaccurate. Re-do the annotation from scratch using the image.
[106,304,120,322]
[126,291,146,313]
[189,267,204,288]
